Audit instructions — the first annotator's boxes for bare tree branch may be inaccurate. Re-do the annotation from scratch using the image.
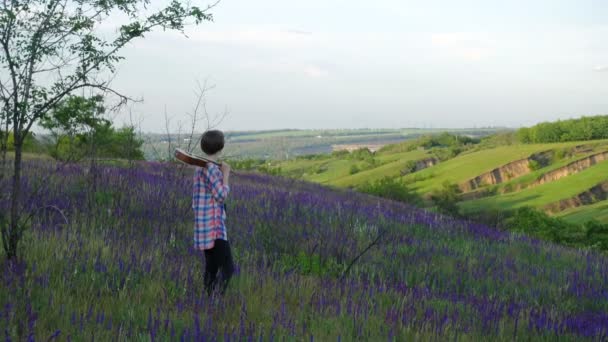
[339,229,387,281]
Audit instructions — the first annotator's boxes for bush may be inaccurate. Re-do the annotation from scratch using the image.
[583,220,608,249]
[349,147,373,160]
[349,164,360,175]
[4,131,45,153]
[331,150,349,158]
[465,207,608,250]
[358,177,420,204]
[528,160,542,171]
[430,181,462,216]
[258,164,282,176]
[479,132,518,148]
[503,207,584,244]
[401,160,418,175]
[47,125,144,161]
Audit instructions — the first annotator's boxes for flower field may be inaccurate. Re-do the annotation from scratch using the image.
[1,160,607,341]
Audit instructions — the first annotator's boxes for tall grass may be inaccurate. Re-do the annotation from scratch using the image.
[1,160,607,340]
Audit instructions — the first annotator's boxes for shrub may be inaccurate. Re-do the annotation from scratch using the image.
[358,177,420,204]
[258,164,283,176]
[331,150,349,158]
[504,207,578,244]
[430,181,462,216]
[401,160,418,175]
[583,220,608,249]
[528,160,542,171]
[4,131,44,153]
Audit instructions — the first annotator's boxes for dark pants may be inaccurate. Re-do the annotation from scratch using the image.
[204,239,235,296]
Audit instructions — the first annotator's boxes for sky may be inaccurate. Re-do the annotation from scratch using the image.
[107,0,608,132]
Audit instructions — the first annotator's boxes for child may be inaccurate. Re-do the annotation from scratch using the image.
[192,130,234,296]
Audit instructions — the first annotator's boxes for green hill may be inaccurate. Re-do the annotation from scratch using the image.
[401,142,585,194]
[459,156,608,213]
[330,149,429,187]
[559,200,608,223]
[274,134,608,225]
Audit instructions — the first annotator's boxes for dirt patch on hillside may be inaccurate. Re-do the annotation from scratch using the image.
[534,151,608,185]
[415,158,438,171]
[545,181,608,213]
[459,151,553,193]
[400,157,438,176]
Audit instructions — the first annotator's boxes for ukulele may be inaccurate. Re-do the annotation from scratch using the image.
[174,148,221,167]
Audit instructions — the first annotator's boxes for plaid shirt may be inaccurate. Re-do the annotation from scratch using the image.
[192,164,230,250]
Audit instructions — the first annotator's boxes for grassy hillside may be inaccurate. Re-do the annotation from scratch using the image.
[330,149,429,187]
[401,142,583,194]
[559,200,608,223]
[274,135,608,225]
[465,149,602,196]
[1,160,607,340]
[460,160,608,212]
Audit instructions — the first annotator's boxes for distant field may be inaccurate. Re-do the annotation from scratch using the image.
[226,129,399,141]
[142,128,506,160]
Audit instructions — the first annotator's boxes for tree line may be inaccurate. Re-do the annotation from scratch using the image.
[2,95,144,161]
[517,115,608,143]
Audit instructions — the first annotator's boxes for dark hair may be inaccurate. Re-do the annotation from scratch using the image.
[201,130,225,155]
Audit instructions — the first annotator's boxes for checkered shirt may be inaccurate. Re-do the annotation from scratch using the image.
[192,163,230,250]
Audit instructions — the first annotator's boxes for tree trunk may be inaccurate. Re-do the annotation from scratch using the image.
[0,120,8,181]
[87,134,98,222]
[7,141,23,259]
[0,130,8,256]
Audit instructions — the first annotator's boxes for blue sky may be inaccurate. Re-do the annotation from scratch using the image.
[111,0,608,132]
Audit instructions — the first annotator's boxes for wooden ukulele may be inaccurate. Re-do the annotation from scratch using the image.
[174,148,221,167]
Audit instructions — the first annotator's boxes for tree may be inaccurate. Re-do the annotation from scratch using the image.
[0,0,217,259]
[100,126,144,160]
[41,95,143,161]
[41,95,109,160]
[516,115,608,144]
